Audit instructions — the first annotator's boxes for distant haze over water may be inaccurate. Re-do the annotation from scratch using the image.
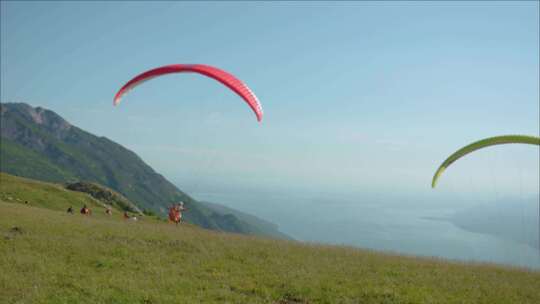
[192,188,540,269]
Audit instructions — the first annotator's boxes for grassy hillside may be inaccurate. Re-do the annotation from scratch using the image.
[65,181,142,214]
[1,178,539,303]
[0,103,290,238]
[0,172,107,213]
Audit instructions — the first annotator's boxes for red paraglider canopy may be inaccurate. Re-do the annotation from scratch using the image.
[113,64,263,122]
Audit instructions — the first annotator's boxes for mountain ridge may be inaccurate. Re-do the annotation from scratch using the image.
[0,102,288,239]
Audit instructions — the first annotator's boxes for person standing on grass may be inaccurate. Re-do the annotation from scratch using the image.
[80,205,91,215]
[168,204,178,224]
[168,202,187,226]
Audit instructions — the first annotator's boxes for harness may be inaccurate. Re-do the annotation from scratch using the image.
[168,207,182,223]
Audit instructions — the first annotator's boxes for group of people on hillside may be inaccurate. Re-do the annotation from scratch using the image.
[67,204,133,219]
[66,205,92,215]
[65,201,187,225]
[66,205,97,215]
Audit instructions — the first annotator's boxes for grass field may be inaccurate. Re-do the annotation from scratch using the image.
[1,173,540,303]
[0,173,107,214]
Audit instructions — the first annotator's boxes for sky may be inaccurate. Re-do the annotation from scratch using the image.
[1,1,539,200]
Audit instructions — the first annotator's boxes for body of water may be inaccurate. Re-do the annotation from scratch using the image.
[194,190,540,269]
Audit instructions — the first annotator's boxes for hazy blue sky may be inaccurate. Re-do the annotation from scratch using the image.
[2,1,539,198]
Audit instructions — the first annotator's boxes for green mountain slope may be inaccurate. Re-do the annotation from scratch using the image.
[0,172,111,213]
[0,137,76,182]
[0,102,190,212]
[1,199,539,303]
[0,103,288,238]
[199,201,292,240]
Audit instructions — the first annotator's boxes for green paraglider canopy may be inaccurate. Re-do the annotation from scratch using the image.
[431,135,540,188]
